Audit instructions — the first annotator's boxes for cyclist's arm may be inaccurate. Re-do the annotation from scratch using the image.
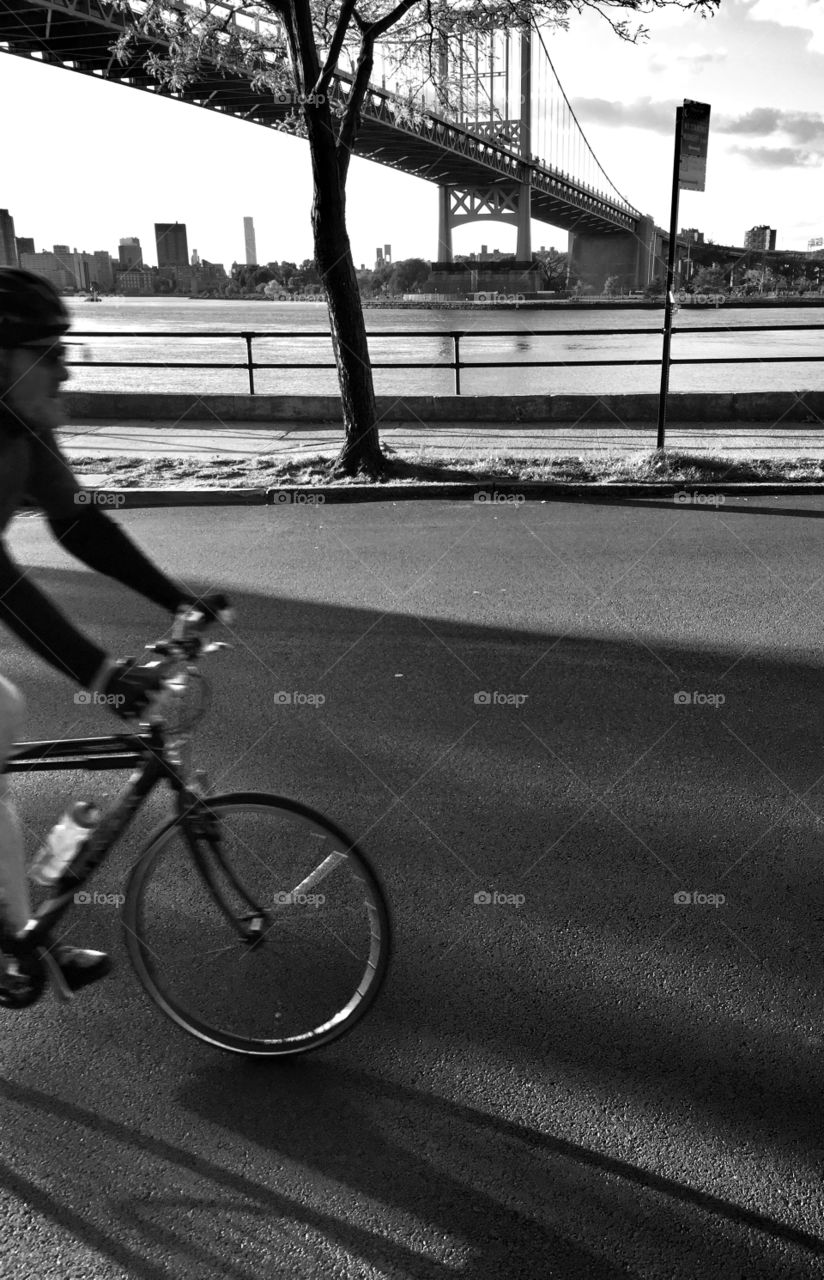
[47,505,188,615]
[26,428,189,615]
[0,539,107,687]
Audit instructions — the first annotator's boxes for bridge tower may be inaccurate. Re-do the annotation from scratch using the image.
[436,26,539,290]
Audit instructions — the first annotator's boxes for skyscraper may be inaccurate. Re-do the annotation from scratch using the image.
[119,237,143,269]
[155,222,189,268]
[744,225,777,251]
[0,210,18,267]
[244,217,257,266]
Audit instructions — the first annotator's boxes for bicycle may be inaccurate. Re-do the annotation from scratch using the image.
[2,609,391,1057]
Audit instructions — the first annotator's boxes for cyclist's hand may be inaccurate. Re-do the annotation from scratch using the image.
[178,592,233,627]
[102,657,164,720]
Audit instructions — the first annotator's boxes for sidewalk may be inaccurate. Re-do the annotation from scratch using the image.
[58,416,824,464]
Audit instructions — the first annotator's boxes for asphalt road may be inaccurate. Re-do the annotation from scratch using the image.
[2,496,824,1279]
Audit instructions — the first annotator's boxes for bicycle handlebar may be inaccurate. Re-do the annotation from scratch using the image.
[140,604,233,727]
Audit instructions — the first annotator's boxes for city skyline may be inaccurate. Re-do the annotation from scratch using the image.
[1,1,822,263]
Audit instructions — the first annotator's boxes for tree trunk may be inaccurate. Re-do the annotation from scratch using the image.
[310,144,384,477]
[283,0,385,478]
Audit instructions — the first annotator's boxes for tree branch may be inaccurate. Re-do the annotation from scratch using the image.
[336,31,375,182]
[362,0,420,42]
[314,0,358,97]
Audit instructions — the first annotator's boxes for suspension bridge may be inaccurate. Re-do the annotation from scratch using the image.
[0,0,670,289]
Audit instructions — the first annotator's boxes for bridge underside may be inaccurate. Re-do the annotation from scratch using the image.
[0,0,644,248]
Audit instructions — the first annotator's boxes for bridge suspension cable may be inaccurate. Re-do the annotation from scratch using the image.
[530,22,638,215]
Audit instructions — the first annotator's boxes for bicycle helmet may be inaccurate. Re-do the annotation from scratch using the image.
[0,268,70,348]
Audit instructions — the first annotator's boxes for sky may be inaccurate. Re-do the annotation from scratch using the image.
[0,0,822,267]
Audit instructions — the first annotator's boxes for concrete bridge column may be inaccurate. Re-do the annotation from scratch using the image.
[437,186,453,263]
[516,182,532,261]
[516,24,532,263]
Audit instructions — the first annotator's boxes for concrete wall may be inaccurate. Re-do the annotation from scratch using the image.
[63,390,824,424]
[569,216,661,292]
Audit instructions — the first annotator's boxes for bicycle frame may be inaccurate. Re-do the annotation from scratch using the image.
[5,725,270,983]
[5,728,177,954]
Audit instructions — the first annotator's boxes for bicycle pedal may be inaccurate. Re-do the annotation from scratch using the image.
[38,948,74,1003]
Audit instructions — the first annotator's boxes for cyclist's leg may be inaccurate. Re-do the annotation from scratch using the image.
[0,675,111,1001]
[0,677,31,936]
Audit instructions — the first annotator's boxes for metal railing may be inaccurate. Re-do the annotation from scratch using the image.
[67,323,824,396]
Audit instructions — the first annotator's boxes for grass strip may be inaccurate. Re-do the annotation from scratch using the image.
[65,448,824,489]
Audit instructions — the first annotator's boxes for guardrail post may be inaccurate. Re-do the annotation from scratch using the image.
[453,334,461,395]
[243,333,255,395]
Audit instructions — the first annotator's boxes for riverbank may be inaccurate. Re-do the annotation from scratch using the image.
[88,294,824,311]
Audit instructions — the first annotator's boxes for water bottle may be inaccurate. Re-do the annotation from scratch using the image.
[30,801,100,887]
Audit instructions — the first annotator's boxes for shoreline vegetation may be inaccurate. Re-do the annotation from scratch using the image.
[70,449,824,490]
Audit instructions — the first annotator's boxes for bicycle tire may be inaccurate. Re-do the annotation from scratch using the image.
[123,791,391,1057]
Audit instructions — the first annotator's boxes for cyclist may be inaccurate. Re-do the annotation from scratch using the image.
[0,268,228,1007]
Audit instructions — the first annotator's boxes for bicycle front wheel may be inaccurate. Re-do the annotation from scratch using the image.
[123,793,391,1057]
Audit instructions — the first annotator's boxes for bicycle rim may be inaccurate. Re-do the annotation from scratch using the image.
[123,793,390,1056]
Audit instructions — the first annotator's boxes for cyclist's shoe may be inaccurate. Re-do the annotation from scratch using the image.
[0,951,46,1009]
[50,945,112,992]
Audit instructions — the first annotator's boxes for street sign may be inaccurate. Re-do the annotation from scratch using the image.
[679,100,711,192]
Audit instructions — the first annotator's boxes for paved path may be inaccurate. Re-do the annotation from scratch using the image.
[58,417,824,462]
[2,497,824,1278]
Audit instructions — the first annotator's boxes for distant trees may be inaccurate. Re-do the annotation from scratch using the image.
[536,248,570,291]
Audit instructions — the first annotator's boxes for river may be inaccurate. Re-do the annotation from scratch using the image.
[64,296,824,398]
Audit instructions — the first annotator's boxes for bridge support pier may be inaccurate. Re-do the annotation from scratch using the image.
[568,214,659,293]
[516,181,532,262]
[438,186,453,263]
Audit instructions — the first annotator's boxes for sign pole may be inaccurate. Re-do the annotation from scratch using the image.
[657,106,683,451]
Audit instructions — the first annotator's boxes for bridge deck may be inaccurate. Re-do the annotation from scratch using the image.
[0,0,639,236]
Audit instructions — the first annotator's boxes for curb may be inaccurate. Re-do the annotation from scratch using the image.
[81,481,824,508]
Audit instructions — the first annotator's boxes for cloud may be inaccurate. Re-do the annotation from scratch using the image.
[674,43,728,65]
[574,95,824,168]
[744,0,824,55]
[575,97,677,133]
[717,107,824,145]
[729,145,822,168]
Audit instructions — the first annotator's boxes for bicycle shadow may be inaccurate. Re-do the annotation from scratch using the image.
[0,1067,819,1280]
